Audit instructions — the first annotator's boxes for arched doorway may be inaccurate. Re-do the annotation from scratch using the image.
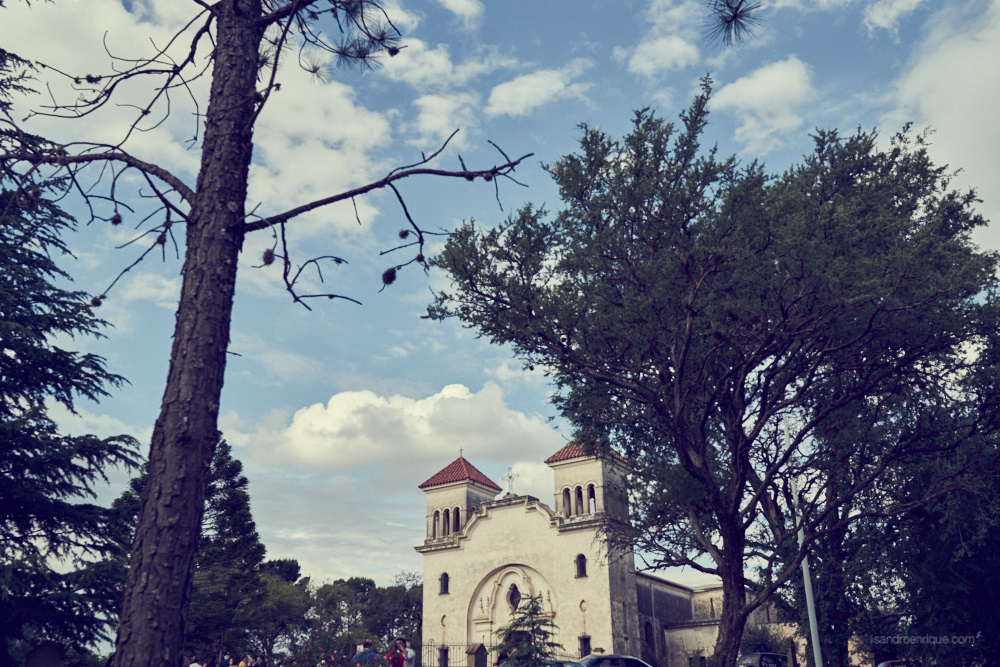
[466,564,558,652]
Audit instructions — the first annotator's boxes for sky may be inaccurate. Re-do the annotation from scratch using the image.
[2,0,999,588]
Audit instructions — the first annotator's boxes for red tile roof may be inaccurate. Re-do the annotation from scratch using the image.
[418,457,502,491]
[544,442,628,465]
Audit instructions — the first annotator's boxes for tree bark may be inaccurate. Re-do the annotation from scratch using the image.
[711,519,750,667]
[112,1,264,664]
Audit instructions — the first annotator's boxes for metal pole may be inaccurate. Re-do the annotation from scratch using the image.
[783,415,824,667]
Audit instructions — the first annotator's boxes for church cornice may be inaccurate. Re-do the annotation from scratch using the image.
[415,493,562,551]
[552,514,609,533]
[414,537,460,553]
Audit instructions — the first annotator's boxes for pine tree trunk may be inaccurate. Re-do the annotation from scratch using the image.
[112,2,264,665]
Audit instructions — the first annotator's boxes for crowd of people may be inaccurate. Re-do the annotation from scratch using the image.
[186,655,267,667]
[182,637,416,667]
[347,638,415,667]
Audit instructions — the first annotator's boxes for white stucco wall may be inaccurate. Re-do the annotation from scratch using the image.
[419,493,637,659]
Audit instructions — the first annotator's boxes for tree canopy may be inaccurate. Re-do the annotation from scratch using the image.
[0,51,139,664]
[428,83,1000,666]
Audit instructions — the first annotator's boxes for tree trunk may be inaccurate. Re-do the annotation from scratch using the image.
[112,2,264,665]
[711,521,750,667]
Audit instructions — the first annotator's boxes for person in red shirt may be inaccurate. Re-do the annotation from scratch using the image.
[385,641,405,667]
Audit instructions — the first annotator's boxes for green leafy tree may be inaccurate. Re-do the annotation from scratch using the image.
[366,573,423,647]
[0,50,139,665]
[793,468,1000,667]
[885,481,1000,665]
[428,85,1000,667]
[774,363,1000,667]
[295,574,422,667]
[494,596,562,667]
[739,623,786,656]
[245,573,312,663]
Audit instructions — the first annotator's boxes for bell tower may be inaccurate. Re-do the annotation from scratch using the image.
[418,456,501,542]
[545,442,628,521]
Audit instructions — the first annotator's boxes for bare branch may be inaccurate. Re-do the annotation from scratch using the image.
[245,147,533,233]
[2,145,194,203]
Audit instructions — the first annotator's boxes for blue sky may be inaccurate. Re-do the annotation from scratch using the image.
[2,0,999,586]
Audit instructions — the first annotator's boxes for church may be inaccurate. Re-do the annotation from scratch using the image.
[414,443,729,667]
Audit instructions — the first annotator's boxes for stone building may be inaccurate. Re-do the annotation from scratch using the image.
[415,444,728,667]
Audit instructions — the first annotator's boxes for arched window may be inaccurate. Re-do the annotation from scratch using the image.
[453,506,461,532]
[575,554,587,578]
[439,572,449,595]
[507,584,521,610]
[578,636,591,657]
[442,508,450,536]
[432,510,440,538]
[562,488,572,517]
[644,621,654,647]
[588,484,597,514]
[575,486,584,516]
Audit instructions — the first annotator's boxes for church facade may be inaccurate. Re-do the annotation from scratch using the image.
[415,444,727,667]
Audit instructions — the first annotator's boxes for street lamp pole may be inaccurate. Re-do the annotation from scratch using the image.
[784,415,824,667]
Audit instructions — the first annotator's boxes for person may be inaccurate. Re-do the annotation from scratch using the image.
[397,639,415,667]
[385,642,404,667]
[354,640,377,667]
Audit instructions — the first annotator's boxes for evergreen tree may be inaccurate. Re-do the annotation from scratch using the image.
[187,440,268,660]
[494,596,563,667]
[115,439,267,661]
[262,558,302,583]
[0,48,139,664]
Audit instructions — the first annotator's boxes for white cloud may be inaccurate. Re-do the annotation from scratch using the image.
[485,359,549,386]
[4,0,206,180]
[628,35,701,76]
[645,0,704,33]
[864,0,929,31]
[251,382,562,471]
[409,91,480,148]
[4,0,395,245]
[239,383,566,581]
[485,59,594,117]
[250,74,394,232]
[380,40,515,92]
[883,0,1000,249]
[615,0,702,79]
[434,0,485,30]
[712,56,817,153]
[377,0,423,33]
[120,273,180,309]
[509,461,556,503]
